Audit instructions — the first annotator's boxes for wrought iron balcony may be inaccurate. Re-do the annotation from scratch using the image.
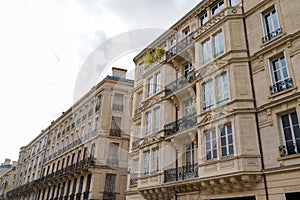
[262,27,282,43]
[279,143,300,157]
[164,163,198,183]
[164,113,197,137]
[166,33,193,60]
[109,129,121,137]
[270,78,292,94]
[112,104,123,111]
[103,191,116,200]
[165,71,195,96]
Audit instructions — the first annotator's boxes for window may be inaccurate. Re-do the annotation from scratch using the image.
[184,99,194,116]
[147,77,153,97]
[145,112,152,135]
[139,64,144,78]
[212,0,224,16]
[213,32,224,57]
[110,116,121,137]
[202,39,212,64]
[144,152,150,175]
[92,117,98,131]
[220,124,234,157]
[269,53,292,94]
[108,143,119,166]
[261,5,281,43]
[184,63,193,79]
[206,130,217,160]
[203,80,214,110]
[81,126,85,138]
[169,34,177,47]
[154,72,161,93]
[95,95,102,112]
[85,174,92,195]
[90,143,95,158]
[183,27,190,36]
[133,159,139,179]
[113,93,124,111]
[87,122,91,134]
[152,149,159,173]
[185,143,194,166]
[104,174,116,198]
[281,111,300,155]
[199,12,208,26]
[216,73,229,105]
[229,0,240,6]
[137,92,143,109]
[153,107,160,132]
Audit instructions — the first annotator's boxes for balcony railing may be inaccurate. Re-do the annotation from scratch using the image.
[270,78,292,94]
[112,104,123,111]
[103,191,116,200]
[165,71,195,96]
[166,33,193,60]
[164,163,198,183]
[109,129,121,137]
[164,113,197,137]
[279,143,300,157]
[262,27,282,43]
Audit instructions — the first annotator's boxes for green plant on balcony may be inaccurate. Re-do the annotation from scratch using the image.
[144,47,165,68]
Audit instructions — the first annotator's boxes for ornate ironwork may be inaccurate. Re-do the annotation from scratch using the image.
[164,163,198,183]
[165,71,195,96]
[270,78,292,94]
[164,113,197,137]
[262,27,282,43]
[166,33,194,60]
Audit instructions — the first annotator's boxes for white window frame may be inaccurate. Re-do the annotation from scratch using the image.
[154,72,161,93]
[260,5,281,43]
[205,129,217,160]
[213,31,224,57]
[152,149,159,174]
[228,0,240,7]
[211,0,224,16]
[280,111,300,155]
[216,73,229,105]
[144,152,150,175]
[203,80,214,111]
[147,77,154,97]
[220,124,234,157]
[202,39,212,64]
[145,112,152,135]
[184,99,194,116]
[153,107,160,132]
[199,12,208,26]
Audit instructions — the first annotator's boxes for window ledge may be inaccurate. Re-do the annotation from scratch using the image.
[260,31,286,48]
[268,86,298,99]
[277,153,300,161]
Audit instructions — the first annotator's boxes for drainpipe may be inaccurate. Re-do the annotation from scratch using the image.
[241,1,269,200]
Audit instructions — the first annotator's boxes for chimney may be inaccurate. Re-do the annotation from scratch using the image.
[112,67,127,78]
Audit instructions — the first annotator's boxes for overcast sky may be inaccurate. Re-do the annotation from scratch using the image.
[0,0,201,163]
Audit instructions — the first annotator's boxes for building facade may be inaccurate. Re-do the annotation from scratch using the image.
[126,0,300,200]
[0,160,16,200]
[7,68,134,200]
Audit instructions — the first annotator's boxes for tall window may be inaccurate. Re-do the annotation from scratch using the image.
[92,117,98,131]
[229,0,240,6]
[206,130,217,160]
[203,80,214,111]
[139,64,144,78]
[199,12,208,26]
[134,159,139,179]
[202,39,211,64]
[216,73,229,105]
[95,95,102,112]
[90,143,95,158]
[110,116,121,137]
[213,32,224,57]
[212,1,224,16]
[145,112,152,135]
[108,143,119,166]
[153,107,160,132]
[85,174,92,197]
[147,77,154,97]
[184,63,193,79]
[144,152,150,175]
[137,92,143,109]
[220,124,234,157]
[185,143,194,165]
[154,72,161,93]
[262,5,281,43]
[269,53,292,94]
[152,149,159,174]
[184,99,194,116]
[113,93,124,111]
[104,174,116,198]
[281,111,300,155]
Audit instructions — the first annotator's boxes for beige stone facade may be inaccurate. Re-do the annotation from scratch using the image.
[7,68,134,200]
[126,0,300,200]
[0,161,16,200]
